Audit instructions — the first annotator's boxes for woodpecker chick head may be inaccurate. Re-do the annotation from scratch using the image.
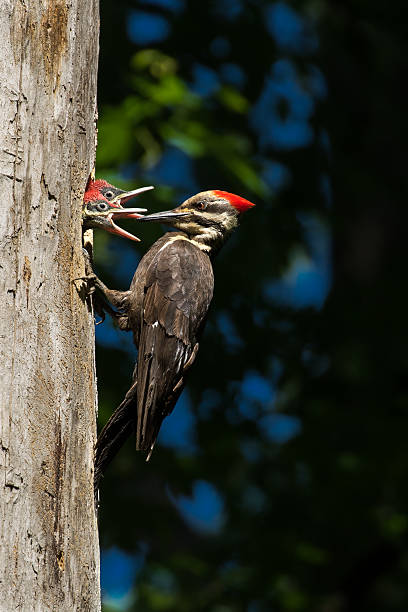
[83,186,148,242]
[138,190,254,249]
[89,179,154,206]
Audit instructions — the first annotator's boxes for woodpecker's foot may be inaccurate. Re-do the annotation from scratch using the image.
[95,298,124,325]
[75,269,112,300]
[78,249,131,326]
[73,248,97,295]
[93,299,107,325]
[73,273,97,296]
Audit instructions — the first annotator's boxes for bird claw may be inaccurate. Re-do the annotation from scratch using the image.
[76,279,109,325]
[78,272,97,284]
[73,273,97,296]
[94,303,106,325]
[73,248,98,295]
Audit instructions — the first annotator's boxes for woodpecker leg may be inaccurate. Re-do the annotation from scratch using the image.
[77,248,109,296]
[76,248,131,327]
[73,249,97,294]
[74,273,111,324]
[74,264,114,324]
[92,278,131,327]
[81,257,130,311]
[94,297,122,325]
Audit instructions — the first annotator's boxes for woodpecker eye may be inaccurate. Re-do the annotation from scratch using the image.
[197,202,207,210]
[104,190,114,199]
[95,202,109,212]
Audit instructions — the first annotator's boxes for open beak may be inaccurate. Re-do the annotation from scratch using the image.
[109,207,147,219]
[111,185,154,205]
[106,185,154,241]
[137,208,190,224]
[107,208,148,242]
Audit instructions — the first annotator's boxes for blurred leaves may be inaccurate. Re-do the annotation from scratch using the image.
[96,0,408,611]
[98,48,265,195]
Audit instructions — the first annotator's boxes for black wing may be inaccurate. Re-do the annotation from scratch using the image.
[136,238,213,454]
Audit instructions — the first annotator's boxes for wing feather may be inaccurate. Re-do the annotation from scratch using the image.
[136,239,213,452]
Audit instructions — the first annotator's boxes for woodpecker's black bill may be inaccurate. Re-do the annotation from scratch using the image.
[111,185,154,205]
[137,209,190,224]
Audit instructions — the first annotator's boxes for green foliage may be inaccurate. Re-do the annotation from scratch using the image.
[97,48,266,196]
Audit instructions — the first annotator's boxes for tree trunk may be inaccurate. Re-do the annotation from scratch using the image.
[0,1,100,610]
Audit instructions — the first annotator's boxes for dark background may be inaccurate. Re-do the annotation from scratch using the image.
[93,1,408,610]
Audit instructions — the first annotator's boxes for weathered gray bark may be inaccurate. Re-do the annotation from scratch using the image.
[0,1,100,610]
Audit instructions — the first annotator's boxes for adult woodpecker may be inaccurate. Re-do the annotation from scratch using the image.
[83,180,153,241]
[90,190,254,487]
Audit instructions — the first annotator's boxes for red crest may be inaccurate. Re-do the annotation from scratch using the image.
[212,190,255,212]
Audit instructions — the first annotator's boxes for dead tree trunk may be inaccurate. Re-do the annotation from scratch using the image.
[0,1,100,610]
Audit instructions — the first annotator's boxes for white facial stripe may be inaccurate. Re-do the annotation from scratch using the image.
[176,211,238,247]
[156,234,212,253]
[211,211,239,232]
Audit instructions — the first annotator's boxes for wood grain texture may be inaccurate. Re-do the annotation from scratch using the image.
[0,1,100,610]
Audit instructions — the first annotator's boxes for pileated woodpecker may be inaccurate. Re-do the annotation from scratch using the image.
[88,178,153,207]
[88,190,254,487]
[83,181,153,241]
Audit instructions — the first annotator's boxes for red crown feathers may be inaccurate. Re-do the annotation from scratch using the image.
[91,179,111,190]
[212,190,255,212]
[83,187,105,202]
[84,181,121,208]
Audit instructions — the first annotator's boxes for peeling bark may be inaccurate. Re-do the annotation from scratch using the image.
[0,1,100,610]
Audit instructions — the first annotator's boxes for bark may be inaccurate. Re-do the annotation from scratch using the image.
[0,1,100,610]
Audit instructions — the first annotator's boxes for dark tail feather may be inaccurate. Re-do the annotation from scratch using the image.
[94,382,137,499]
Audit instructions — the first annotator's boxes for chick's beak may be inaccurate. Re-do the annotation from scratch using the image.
[105,186,154,240]
[111,185,154,205]
[107,208,146,241]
